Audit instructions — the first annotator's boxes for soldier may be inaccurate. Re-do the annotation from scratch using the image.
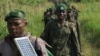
[67,6,81,56]
[49,8,57,22]
[43,9,51,27]
[0,9,48,56]
[41,4,71,56]
[43,8,57,27]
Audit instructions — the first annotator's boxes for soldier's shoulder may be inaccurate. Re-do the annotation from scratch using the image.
[0,40,2,43]
[36,37,44,43]
[0,40,6,50]
[0,40,5,45]
[49,20,57,25]
[30,36,43,43]
[45,21,55,27]
[29,36,37,41]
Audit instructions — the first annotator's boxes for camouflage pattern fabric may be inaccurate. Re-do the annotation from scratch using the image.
[43,8,57,27]
[41,20,70,56]
[68,22,81,56]
[67,6,81,56]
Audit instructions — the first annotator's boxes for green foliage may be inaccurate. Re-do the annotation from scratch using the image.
[0,0,54,39]
[12,0,47,6]
[79,2,100,47]
[70,2,100,56]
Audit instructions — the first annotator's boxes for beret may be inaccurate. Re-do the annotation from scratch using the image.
[5,9,25,21]
[56,3,68,12]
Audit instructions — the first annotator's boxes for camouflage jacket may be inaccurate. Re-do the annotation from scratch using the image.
[41,21,70,56]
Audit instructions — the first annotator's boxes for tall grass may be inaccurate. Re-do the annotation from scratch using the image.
[70,2,100,56]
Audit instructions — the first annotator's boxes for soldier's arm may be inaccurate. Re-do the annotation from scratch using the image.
[37,38,48,56]
[76,21,82,51]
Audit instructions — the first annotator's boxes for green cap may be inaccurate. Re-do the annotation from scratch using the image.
[5,9,25,21]
[56,3,68,12]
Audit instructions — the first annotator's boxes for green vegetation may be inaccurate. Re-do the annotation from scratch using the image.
[66,0,100,2]
[0,0,100,56]
[70,2,100,56]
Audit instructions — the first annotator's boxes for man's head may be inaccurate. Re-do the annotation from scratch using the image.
[5,9,27,37]
[48,8,55,15]
[55,3,68,22]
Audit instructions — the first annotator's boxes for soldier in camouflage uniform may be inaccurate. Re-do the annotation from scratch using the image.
[43,8,57,27]
[49,8,57,22]
[43,9,51,26]
[41,4,71,56]
[67,6,81,56]
[0,9,48,56]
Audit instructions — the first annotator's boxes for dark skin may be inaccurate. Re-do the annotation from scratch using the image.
[7,18,27,38]
[56,10,67,27]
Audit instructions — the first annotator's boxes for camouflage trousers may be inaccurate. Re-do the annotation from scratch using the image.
[53,45,70,56]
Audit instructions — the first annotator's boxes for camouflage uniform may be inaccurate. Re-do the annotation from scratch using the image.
[41,20,70,56]
[67,6,81,56]
[43,8,57,27]
[41,3,71,56]
[43,10,51,26]
[68,22,81,56]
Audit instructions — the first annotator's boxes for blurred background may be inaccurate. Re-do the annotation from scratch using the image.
[0,0,100,56]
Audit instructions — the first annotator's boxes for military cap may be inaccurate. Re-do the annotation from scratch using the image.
[56,3,68,12]
[5,9,26,21]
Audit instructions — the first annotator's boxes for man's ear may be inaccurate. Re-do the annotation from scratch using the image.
[23,19,27,26]
[25,21,27,25]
